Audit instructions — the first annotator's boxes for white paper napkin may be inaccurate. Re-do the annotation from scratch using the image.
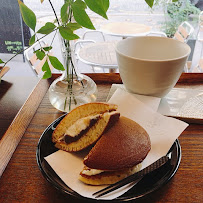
[108,88,188,169]
[45,150,135,200]
[45,88,188,200]
[107,84,161,111]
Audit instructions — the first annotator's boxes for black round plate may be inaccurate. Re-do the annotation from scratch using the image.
[36,114,181,202]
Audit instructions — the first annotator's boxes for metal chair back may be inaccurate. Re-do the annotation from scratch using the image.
[24,40,53,77]
[189,11,203,73]
[174,21,194,43]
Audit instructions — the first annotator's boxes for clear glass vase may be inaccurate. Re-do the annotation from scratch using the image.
[48,39,97,112]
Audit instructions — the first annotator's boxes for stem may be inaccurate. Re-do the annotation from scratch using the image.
[63,40,70,111]
[67,2,73,23]
[66,41,70,80]
[35,34,44,51]
[48,0,60,26]
[2,48,25,68]
[69,93,72,112]
[50,29,58,47]
[62,1,79,111]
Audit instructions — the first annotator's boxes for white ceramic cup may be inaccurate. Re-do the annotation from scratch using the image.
[116,36,191,97]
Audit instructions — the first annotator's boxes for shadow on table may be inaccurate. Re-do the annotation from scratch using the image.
[0,80,12,100]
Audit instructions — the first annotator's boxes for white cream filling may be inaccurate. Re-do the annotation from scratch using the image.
[64,114,101,137]
[58,110,119,142]
[81,164,142,176]
[64,111,119,138]
[81,168,104,176]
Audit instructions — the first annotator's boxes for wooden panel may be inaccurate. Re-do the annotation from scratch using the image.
[27,45,54,75]
[0,66,10,77]
[29,53,38,66]
[176,73,203,84]
[174,32,184,42]
[178,26,188,39]
[0,78,52,176]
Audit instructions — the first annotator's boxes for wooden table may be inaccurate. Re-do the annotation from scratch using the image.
[0,75,38,139]
[100,22,151,38]
[0,73,202,202]
[78,41,118,73]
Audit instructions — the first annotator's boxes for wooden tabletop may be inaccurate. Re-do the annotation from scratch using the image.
[0,73,202,202]
[78,41,118,67]
[100,22,151,38]
[0,75,38,139]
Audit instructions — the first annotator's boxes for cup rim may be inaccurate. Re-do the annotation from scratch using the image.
[115,36,191,62]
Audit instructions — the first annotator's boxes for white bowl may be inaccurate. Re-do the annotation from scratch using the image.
[116,36,191,97]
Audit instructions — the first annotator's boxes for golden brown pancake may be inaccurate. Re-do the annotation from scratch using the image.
[79,116,151,185]
[52,102,119,152]
[83,116,151,170]
[79,164,141,185]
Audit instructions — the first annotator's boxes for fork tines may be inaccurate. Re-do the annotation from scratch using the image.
[92,153,171,198]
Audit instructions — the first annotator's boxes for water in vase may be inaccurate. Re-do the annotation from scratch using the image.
[49,74,97,112]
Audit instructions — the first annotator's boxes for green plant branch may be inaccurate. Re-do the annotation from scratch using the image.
[50,29,58,49]
[48,0,60,26]
[35,34,44,50]
[68,1,73,23]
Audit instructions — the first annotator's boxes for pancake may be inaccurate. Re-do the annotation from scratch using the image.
[52,102,119,152]
[84,116,151,170]
[79,164,141,185]
[79,116,151,185]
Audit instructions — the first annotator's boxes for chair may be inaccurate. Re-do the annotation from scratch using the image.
[24,40,53,77]
[82,30,106,42]
[173,21,194,43]
[146,31,167,37]
[190,11,203,73]
[173,21,194,72]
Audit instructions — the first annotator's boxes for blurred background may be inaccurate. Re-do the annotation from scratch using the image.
[0,0,202,76]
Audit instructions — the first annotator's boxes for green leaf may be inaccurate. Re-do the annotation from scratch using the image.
[72,0,95,29]
[0,59,4,64]
[48,55,65,71]
[42,60,48,71]
[29,34,35,46]
[18,0,36,31]
[172,0,178,2]
[43,46,53,51]
[67,23,82,31]
[145,0,154,8]
[101,0,109,12]
[42,60,52,79]
[84,0,109,19]
[73,0,86,9]
[59,26,80,40]
[61,3,69,24]
[37,22,56,34]
[35,50,45,60]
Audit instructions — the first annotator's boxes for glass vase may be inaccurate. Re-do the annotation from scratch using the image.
[48,40,97,112]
